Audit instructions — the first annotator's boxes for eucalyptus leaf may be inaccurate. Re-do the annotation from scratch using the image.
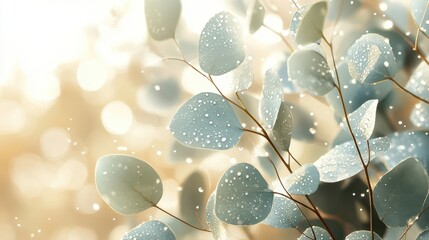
[288,49,335,96]
[179,171,206,227]
[262,195,305,228]
[411,0,429,33]
[411,103,429,128]
[284,163,320,195]
[344,99,378,140]
[199,11,245,75]
[347,33,397,84]
[379,131,429,171]
[122,220,175,240]
[95,155,163,215]
[145,0,181,40]
[298,226,333,240]
[206,193,228,240]
[345,230,382,240]
[272,102,293,151]
[314,137,390,183]
[417,230,429,240]
[169,92,243,150]
[259,69,283,128]
[294,1,328,45]
[374,157,429,227]
[248,0,265,33]
[215,163,273,225]
[231,58,253,92]
[405,61,429,101]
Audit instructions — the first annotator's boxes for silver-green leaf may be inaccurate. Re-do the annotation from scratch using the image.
[374,157,429,227]
[347,33,397,84]
[199,11,245,75]
[169,92,243,150]
[288,49,335,96]
[314,137,390,183]
[298,226,333,240]
[411,0,429,34]
[262,195,305,228]
[215,163,273,225]
[345,99,378,140]
[345,230,382,240]
[122,220,175,240]
[95,154,163,215]
[293,1,328,45]
[272,102,293,151]
[405,61,429,101]
[231,58,253,92]
[206,192,228,240]
[284,163,320,195]
[248,0,265,34]
[144,0,181,40]
[259,69,283,128]
[417,230,429,240]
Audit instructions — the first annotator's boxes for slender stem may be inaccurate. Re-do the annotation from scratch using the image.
[242,128,266,137]
[366,140,374,240]
[414,1,429,50]
[273,192,314,212]
[155,205,211,232]
[305,195,337,240]
[262,23,295,52]
[386,76,429,105]
[321,34,372,240]
[173,37,185,60]
[398,206,429,240]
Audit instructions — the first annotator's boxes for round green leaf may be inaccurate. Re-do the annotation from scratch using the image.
[406,61,429,101]
[374,157,429,227]
[169,92,243,150]
[144,0,181,40]
[347,33,397,84]
[215,163,273,225]
[411,0,429,34]
[179,171,206,227]
[248,0,265,33]
[138,78,181,113]
[294,1,328,45]
[95,155,163,215]
[345,231,382,240]
[379,131,429,171]
[231,58,253,92]
[298,226,333,240]
[345,99,378,140]
[198,11,245,75]
[288,49,335,96]
[285,163,320,195]
[262,195,305,228]
[272,101,293,151]
[122,220,175,240]
[314,137,390,183]
[417,230,429,240]
[206,192,228,240]
[259,69,283,128]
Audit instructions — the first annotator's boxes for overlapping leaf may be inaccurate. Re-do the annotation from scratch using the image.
[314,137,390,182]
[298,226,333,240]
[95,155,163,215]
[122,220,175,240]
[145,0,181,40]
[411,0,429,33]
[231,58,253,92]
[344,99,378,140]
[288,49,335,95]
[347,33,397,83]
[262,196,305,228]
[345,230,382,240]
[248,0,265,33]
[292,1,328,45]
[215,163,273,225]
[259,69,283,128]
[284,163,320,195]
[199,11,245,75]
[405,61,429,101]
[272,102,293,150]
[206,193,228,240]
[374,157,429,227]
[169,92,243,150]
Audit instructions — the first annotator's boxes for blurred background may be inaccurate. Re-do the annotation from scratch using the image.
[0,0,422,239]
